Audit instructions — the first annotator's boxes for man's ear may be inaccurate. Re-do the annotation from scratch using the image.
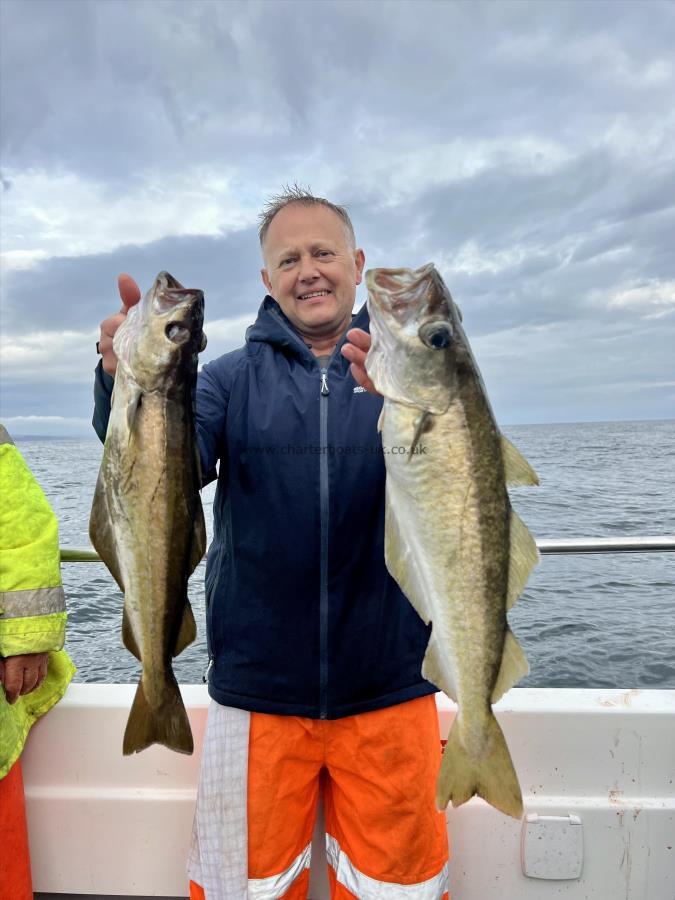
[261,267,273,295]
[354,249,366,286]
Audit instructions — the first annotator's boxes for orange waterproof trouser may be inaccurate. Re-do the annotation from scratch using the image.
[0,760,33,900]
[190,694,449,899]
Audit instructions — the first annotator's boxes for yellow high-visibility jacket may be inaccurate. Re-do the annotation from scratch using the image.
[0,424,76,779]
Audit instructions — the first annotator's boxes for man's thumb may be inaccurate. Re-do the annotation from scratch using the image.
[118,273,142,312]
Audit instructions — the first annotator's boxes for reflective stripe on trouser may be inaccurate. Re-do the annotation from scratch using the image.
[0,760,33,900]
[191,694,449,898]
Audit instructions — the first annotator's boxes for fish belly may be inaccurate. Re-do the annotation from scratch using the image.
[382,399,508,710]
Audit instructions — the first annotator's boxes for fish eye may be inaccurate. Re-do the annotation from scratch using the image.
[166,322,190,344]
[419,321,452,350]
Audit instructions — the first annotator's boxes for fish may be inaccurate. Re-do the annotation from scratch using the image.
[365,263,539,818]
[89,271,207,755]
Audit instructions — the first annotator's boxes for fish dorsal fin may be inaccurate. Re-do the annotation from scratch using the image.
[501,435,539,486]
[174,600,197,656]
[126,384,144,434]
[491,628,529,703]
[507,510,539,610]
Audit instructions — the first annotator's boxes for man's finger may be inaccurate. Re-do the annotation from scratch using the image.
[99,310,128,376]
[349,362,378,395]
[36,655,49,689]
[118,273,141,312]
[341,343,380,396]
[100,312,127,339]
[345,328,372,352]
[20,664,39,696]
[341,341,365,367]
[2,659,23,704]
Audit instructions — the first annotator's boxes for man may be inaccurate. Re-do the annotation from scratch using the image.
[93,188,449,898]
[0,425,76,900]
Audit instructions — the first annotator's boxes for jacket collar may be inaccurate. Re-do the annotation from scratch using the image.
[246,296,370,370]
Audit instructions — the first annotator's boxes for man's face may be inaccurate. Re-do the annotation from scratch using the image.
[261,203,365,341]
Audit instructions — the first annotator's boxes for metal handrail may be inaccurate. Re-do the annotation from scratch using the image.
[60,536,675,563]
[538,536,675,554]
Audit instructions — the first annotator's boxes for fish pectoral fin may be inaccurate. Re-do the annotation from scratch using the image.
[122,605,142,660]
[501,435,539,486]
[507,510,539,609]
[376,406,385,434]
[126,384,144,435]
[410,410,434,456]
[491,628,529,703]
[174,600,197,657]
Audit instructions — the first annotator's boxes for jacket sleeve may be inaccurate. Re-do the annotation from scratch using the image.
[195,358,233,487]
[0,431,68,657]
[92,359,114,443]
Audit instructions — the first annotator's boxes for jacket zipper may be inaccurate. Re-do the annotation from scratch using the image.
[267,307,336,718]
[319,366,330,718]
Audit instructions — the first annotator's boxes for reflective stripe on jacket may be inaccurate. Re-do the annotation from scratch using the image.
[0,425,76,779]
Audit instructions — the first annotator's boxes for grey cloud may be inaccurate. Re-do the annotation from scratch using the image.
[0,378,96,425]
[1,0,674,429]
[3,228,265,334]
[2,1,674,180]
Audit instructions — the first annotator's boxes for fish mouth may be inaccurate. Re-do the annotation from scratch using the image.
[148,272,205,347]
[366,264,444,323]
[151,272,204,316]
[156,289,202,315]
[154,271,184,291]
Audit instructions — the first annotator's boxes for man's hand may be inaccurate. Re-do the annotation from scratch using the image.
[98,274,142,376]
[0,653,49,705]
[341,328,380,396]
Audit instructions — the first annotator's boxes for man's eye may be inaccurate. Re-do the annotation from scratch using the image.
[280,258,296,267]
[317,250,332,258]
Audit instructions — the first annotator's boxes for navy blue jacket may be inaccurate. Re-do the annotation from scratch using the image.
[93,296,435,719]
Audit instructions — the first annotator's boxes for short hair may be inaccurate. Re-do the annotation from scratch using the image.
[258,184,356,248]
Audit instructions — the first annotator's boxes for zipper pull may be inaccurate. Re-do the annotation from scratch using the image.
[202,658,214,684]
[320,372,330,396]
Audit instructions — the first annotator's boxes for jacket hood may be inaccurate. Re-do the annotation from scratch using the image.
[245,295,371,367]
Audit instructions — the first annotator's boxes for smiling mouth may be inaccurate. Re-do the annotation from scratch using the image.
[298,290,332,301]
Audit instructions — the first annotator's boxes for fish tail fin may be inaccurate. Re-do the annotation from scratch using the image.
[123,676,194,756]
[437,713,523,819]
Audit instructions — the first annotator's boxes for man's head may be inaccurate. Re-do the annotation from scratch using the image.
[259,186,365,345]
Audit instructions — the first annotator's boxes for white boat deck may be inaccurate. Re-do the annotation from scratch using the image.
[22,684,675,899]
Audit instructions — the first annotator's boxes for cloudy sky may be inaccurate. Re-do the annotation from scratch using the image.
[1,0,673,435]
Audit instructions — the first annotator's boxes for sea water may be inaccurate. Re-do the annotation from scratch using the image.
[14,419,675,689]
